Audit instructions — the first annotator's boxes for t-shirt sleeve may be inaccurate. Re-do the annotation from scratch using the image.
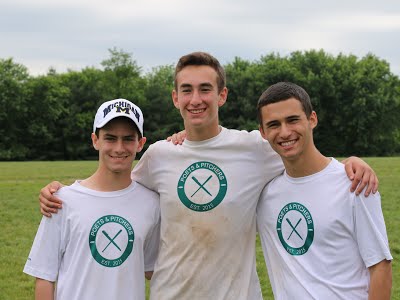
[132,145,156,192]
[249,129,285,183]
[23,214,64,281]
[354,192,393,267]
[143,204,161,272]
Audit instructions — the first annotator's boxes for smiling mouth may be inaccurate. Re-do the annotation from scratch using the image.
[188,108,206,114]
[110,155,129,159]
[279,140,297,147]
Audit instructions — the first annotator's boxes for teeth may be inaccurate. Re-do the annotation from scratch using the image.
[281,140,296,147]
[189,109,205,114]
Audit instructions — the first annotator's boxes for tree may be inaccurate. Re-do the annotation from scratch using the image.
[24,72,70,159]
[100,48,146,103]
[0,58,30,160]
[142,65,181,149]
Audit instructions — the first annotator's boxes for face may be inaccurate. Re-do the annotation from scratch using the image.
[259,98,317,162]
[92,118,146,175]
[172,65,227,138]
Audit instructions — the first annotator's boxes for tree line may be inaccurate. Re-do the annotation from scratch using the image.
[1,48,399,161]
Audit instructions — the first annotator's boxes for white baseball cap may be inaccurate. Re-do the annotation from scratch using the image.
[93,99,144,137]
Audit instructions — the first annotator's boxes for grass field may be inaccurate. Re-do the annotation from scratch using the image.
[0,158,398,299]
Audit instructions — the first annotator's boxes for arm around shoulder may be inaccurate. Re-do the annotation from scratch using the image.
[39,181,65,217]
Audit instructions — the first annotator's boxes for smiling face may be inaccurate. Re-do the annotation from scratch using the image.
[172,65,227,140]
[92,118,146,176]
[259,98,317,162]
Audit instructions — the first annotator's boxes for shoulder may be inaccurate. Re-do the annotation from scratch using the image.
[324,158,350,182]
[133,182,160,203]
[54,182,80,203]
[223,128,275,152]
[223,128,263,142]
[132,182,160,218]
[261,173,285,194]
[150,140,176,151]
[144,140,182,158]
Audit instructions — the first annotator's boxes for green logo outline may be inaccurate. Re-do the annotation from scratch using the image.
[276,202,314,256]
[177,161,227,212]
[88,215,134,268]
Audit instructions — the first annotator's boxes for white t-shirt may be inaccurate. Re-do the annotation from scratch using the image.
[257,158,392,300]
[24,181,160,300]
[132,127,284,300]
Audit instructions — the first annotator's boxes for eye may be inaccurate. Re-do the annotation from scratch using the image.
[267,123,279,129]
[288,118,300,123]
[200,85,213,92]
[181,88,192,93]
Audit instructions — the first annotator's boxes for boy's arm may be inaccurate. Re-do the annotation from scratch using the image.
[167,130,379,197]
[35,278,54,300]
[368,260,392,300]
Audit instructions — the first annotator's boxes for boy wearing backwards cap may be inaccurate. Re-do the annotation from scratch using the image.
[23,99,160,300]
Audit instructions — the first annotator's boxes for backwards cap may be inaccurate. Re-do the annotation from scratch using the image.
[93,99,144,137]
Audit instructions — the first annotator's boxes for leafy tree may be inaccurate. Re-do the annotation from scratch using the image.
[0,58,30,160]
[59,67,106,159]
[100,48,146,103]
[142,65,181,149]
[24,72,70,159]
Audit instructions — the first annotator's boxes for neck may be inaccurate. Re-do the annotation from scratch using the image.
[284,148,331,178]
[185,124,222,141]
[80,168,132,191]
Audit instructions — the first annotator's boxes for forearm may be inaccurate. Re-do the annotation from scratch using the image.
[368,260,392,300]
[35,278,55,300]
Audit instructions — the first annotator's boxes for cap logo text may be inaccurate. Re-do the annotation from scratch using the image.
[103,101,140,122]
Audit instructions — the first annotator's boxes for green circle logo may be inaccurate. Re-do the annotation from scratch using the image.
[177,161,227,212]
[276,202,314,256]
[88,215,134,267]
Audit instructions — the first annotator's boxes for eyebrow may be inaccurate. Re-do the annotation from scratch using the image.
[265,114,301,126]
[179,82,213,89]
[103,133,136,138]
[265,120,279,127]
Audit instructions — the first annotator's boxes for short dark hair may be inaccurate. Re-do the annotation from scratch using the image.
[94,117,141,139]
[257,82,313,125]
[174,52,226,93]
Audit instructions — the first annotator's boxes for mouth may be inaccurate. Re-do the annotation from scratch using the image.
[188,108,206,114]
[109,155,130,160]
[278,139,297,148]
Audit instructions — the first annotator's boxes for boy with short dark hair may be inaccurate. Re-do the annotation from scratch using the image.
[256,82,392,299]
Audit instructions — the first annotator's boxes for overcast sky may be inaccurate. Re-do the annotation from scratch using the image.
[1,0,399,76]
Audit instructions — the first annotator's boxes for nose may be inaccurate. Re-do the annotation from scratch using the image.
[190,89,202,106]
[280,123,292,138]
[114,139,125,153]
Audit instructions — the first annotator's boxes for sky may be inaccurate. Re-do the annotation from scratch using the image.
[1,0,399,76]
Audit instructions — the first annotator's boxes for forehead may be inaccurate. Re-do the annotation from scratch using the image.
[176,65,218,87]
[100,118,138,135]
[261,98,305,121]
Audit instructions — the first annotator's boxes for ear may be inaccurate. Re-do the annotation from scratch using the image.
[309,111,318,129]
[218,87,228,107]
[136,137,147,153]
[259,125,267,139]
[91,133,99,151]
[172,90,180,109]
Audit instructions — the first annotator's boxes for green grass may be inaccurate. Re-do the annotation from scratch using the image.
[0,158,398,299]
